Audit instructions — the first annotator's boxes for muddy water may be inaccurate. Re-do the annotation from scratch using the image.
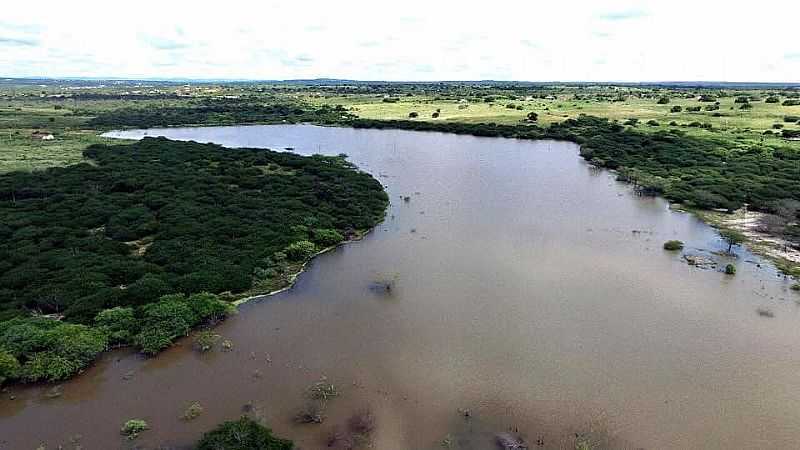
[3,125,800,450]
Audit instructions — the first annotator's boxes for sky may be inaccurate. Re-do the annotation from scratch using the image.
[1,0,799,82]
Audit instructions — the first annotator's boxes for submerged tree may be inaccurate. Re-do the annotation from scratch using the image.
[720,229,746,254]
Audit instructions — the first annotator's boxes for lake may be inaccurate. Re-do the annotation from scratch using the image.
[2,125,799,449]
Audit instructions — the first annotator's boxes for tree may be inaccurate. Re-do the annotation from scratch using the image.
[0,349,20,385]
[95,307,137,346]
[670,105,682,113]
[408,111,418,118]
[196,417,293,450]
[526,112,538,122]
[284,240,316,261]
[657,97,670,104]
[720,229,745,254]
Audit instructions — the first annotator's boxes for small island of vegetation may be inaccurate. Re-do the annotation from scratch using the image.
[0,137,388,384]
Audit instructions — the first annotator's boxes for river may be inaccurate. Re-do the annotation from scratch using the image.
[2,125,799,449]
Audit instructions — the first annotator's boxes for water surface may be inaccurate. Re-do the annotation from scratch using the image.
[2,125,799,449]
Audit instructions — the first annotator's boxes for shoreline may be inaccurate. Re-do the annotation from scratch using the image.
[231,227,377,306]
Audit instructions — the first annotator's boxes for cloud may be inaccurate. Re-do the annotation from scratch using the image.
[140,33,190,50]
[597,9,647,20]
[0,36,39,47]
[785,53,800,60]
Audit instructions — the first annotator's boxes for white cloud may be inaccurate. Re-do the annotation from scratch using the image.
[0,0,798,82]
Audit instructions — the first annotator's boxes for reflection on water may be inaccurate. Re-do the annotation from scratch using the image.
[2,125,799,450]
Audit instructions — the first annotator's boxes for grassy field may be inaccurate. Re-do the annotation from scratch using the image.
[2,82,798,173]
[305,88,800,147]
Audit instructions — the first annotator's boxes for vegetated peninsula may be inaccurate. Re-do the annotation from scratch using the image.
[0,137,388,383]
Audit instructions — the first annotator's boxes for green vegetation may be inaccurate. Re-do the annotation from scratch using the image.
[725,264,737,275]
[720,229,746,254]
[0,135,387,384]
[663,240,685,251]
[87,101,354,129]
[121,419,149,439]
[0,138,387,322]
[193,330,221,352]
[182,401,204,421]
[196,416,293,450]
[0,317,107,382]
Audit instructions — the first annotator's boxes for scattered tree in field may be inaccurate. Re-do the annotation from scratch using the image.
[670,105,682,112]
[765,96,780,103]
[408,111,418,118]
[431,112,439,118]
[526,112,538,122]
[657,97,670,104]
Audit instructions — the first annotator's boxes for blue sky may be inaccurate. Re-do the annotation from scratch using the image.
[1,0,798,82]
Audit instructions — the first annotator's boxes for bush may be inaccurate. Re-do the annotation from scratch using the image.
[196,417,293,450]
[739,103,752,110]
[0,318,108,382]
[193,330,220,352]
[646,120,659,126]
[663,240,684,251]
[95,307,137,346]
[686,106,701,112]
[724,264,737,275]
[734,97,749,104]
[134,296,195,355]
[657,97,670,104]
[312,229,344,247]
[526,112,538,122]
[0,349,20,385]
[670,106,682,113]
[782,99,800,106]
[784,116,800,123]
[791,283,800,291]
[765,96,780,103]
[285,240,317,261]
[408,111,418,118]
[431,112,439,118]
[133,293,232,355]
[121,419,149,439]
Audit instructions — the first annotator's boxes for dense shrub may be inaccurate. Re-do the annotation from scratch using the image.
[783,99,800,106]
[657,97,670,104]
[725,264,737,275]
[0,318,108,382]
[133,293,231,355]
[95,307,137,346]
[670,106,682,113]
[0,349,20,384]
[408,111,418,118]
[312,229,344,247]
[765,96,780,103]
[0,138,388,321]
[284,240,317,261]
[197,417,293,450]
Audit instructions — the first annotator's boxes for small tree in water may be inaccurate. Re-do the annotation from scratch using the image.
[720,229,745,254]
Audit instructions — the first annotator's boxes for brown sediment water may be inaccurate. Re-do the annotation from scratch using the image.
[2,125,799,449]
